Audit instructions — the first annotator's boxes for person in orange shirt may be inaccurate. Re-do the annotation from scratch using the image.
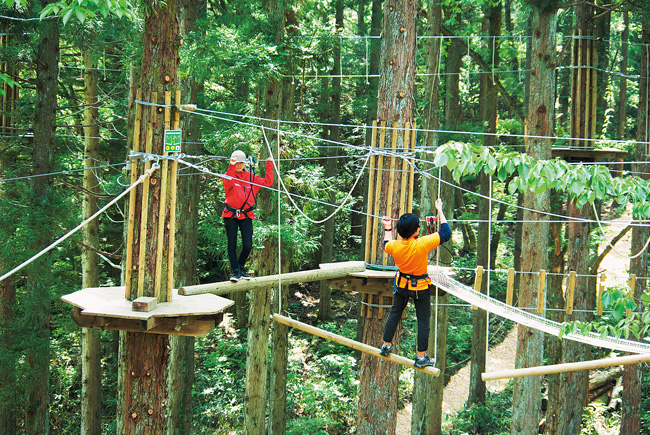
[378,198,451,368]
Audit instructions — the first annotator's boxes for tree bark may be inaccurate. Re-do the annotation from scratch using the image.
[118,0,181,432]
[617,12,629,138]
[357,1,418,434]
[620,19,650,435]
[511,5,555,434]
[24,14,60,435]
[81,51,102,435]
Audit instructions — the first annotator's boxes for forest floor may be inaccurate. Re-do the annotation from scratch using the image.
[396,204,633,434]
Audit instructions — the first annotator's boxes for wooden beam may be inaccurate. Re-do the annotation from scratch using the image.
[482,353,650,381]
[597,273,605,316]
[179,261,367,296]
[537,269,546,314]
[125,89,143,299]
[472,265,483,310]
[370,122,386,265]
[566,270,576,314]
[273,314,439,376]
[167,89,181,301]
[506,267,515,306]
[365,121,378,264]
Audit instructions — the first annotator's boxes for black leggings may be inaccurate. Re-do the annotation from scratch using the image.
[224,217,253,271]
[382,285,431,352]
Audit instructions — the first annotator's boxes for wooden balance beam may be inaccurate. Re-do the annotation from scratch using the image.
[272,314,440,376]
[178,261,366,296]
[482,353,650,381]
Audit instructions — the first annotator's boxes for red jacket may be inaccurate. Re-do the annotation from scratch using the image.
[221,159,274,220]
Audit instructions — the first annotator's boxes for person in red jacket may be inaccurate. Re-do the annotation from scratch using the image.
[222,150,274,282]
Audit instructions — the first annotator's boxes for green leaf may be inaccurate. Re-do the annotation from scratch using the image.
[570,180,584,195]
[75,7,86,23]
[433,152,448,168]
[62,8,74,25]
[624,298,637,312]
[613,300,625,321]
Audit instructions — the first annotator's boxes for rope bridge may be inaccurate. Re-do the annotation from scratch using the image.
[431,272,650,355]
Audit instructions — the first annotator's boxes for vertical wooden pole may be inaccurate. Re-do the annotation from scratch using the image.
[506,267,515,306]
[407,123,416,213]
[575,32,583,146]
[137,92,157,298]
[627,274,636,316]
[566,270,576,315]
[125,90,142,299]
[370,122,386,264]
[398,123,410,217]
[154,91,172,299]
[597,273,605,316]
[383,122,399,265]
[364,121,378,264]
[537,269,546,314]
[167,90,181,300]
[472,265,484,310]
[590,41,598,140]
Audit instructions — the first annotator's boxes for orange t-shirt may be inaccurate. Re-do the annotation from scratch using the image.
[384,233,441,290]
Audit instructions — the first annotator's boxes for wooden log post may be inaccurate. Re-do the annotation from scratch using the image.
[566,270,576,314]
[506,267,515,306]
[537,269,546,314]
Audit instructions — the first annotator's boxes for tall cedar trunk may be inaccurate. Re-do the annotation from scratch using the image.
[118,0,181,432]
[544,191,566,435]
[318,0,343,320]
[557,14,572,129]
[555,3,595,432]
[411,2,443,431]
[468,173,490,406]
[620,20,650,435]
[165,1,205,432]
[595,11,609,136]
[81,52,102,435]
[469,3,500,406]
[0,32,17,435]
[617,12,629,138]
[269,273,289,435]
[24,15,59,435]
[510,6,555,434]
[245,1,288,432]
[357,2,417,434]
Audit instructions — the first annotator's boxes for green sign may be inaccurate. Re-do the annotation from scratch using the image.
[164,129,182,153]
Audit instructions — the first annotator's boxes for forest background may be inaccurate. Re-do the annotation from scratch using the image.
[2,0,650,434]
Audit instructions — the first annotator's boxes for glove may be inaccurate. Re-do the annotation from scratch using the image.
[248,156,258,164]
[425,216,438,234]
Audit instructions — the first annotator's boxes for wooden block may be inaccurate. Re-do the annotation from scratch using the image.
[141,317,158,330]
[597,273,605,316]
[472,265,484,310]
[506,268,515,306]
[132,297,158,312]
[566,271,576,315]
[537,269,546,314]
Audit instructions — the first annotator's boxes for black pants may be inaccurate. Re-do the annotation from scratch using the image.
[224,217,253,272]
[382,285,431,352]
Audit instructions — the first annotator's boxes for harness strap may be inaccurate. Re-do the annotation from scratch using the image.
[224,203,256,217]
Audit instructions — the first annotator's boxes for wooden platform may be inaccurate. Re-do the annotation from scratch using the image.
[62,287,234,336]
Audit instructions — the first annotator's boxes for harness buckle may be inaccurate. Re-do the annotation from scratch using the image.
[236,209,241,217]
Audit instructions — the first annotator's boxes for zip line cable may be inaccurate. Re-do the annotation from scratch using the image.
[0,164,159,283]
[0,162,127,183]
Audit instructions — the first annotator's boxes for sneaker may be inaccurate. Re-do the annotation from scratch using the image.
[230,271,241,282]
[240,268,251,280]
[414,354,436,368]
[379,343,393,357]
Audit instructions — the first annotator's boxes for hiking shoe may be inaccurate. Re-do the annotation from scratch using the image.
[379,343,393,357]
[414,354,436,368]
[240,268,251,280]
[230,271,241,282]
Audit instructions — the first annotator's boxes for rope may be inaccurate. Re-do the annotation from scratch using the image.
[591,201,650,259]
[360,300,393,309]
[0,164,159,282]
[261,126,371,224]
[433,272,650,354]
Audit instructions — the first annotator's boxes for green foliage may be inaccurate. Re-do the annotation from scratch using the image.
[448,382,513,434]
[39,0,138,25]
[581,403,621,435]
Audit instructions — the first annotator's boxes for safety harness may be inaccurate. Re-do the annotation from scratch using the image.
[224,161,259,218]
[394,270,431,290]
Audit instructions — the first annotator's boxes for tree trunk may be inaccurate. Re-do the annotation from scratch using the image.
[511,5,555,434]
[0,277,16,435]
[357,1,418,434]
[269,272,289,435]
[595,9,609,136]
[118,0,181,432]
[81,51,102,435]
[165,1,205,432]
[617,12,629,138]
[544,191,566,435]
[24,15,60,435]
[621,20,650,435]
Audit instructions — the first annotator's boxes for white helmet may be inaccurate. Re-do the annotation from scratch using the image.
[230,150,247,163]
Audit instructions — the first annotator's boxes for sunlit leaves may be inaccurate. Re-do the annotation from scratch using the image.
[39,0,137,25]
